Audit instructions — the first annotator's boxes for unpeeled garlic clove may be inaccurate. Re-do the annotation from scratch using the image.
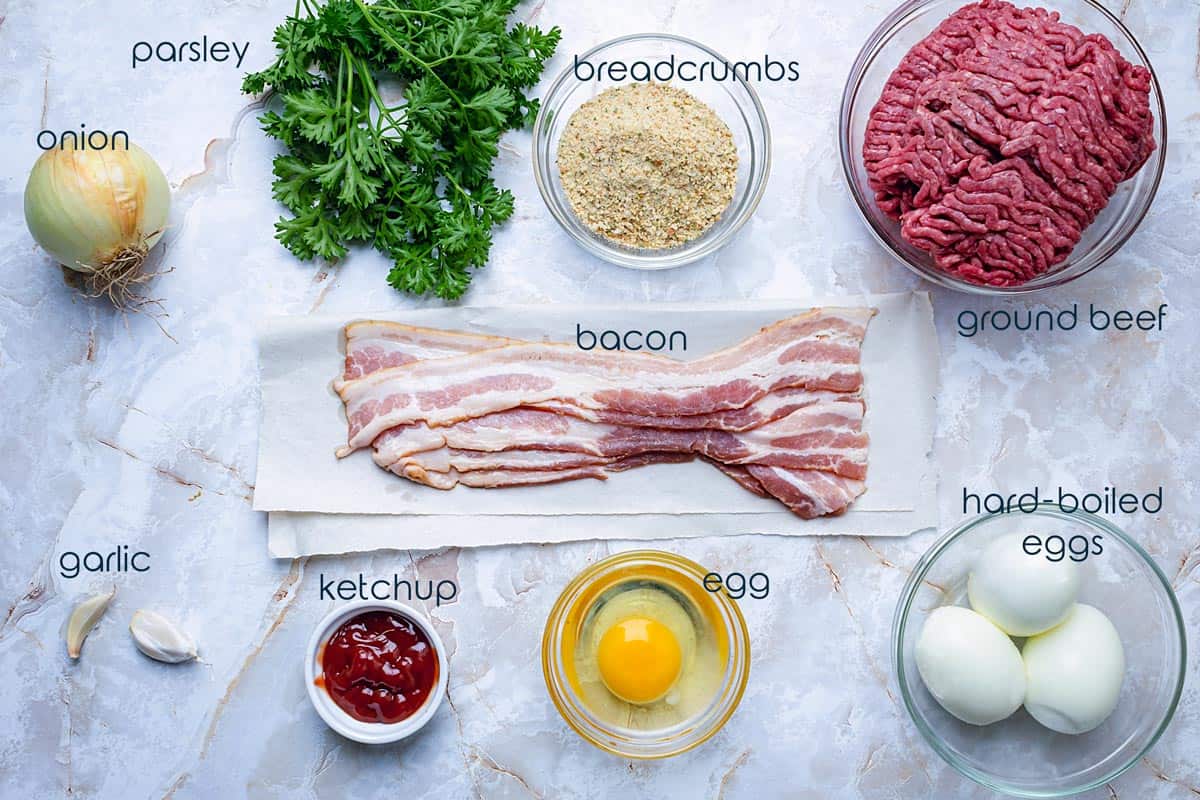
[66,587,116,659]
[129,610,198,664]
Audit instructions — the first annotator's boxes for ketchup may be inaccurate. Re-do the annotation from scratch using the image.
[319,611,438,724]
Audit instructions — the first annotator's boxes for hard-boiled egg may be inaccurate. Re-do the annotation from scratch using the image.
[968,533,1080,636]
[915,606,1026,725]
[1022,604,1125,735]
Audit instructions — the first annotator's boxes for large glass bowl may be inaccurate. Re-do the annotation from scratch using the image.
[893,503,1186,797]
[840,0,1166,294]
[542,550,751,758]
[532,34,771,270]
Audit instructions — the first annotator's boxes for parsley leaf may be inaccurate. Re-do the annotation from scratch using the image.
[244,0,560,300]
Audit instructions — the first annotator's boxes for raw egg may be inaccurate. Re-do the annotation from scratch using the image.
[597,616,683,704]
[570,580,720,730]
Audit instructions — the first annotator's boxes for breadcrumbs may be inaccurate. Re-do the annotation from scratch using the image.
[556,82,738,250]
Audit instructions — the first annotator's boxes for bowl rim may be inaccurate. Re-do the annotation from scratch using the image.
[892,502,1188,797]
[838,0,1168,295]
[531,32,773,271]
[304,599,449,744]
[540,548,751,759]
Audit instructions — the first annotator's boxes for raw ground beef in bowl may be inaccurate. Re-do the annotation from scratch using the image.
[841,0,1165,292]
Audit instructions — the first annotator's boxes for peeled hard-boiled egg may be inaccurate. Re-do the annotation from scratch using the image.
[1022,604,1125,735]
[968,533,1080,636]
[915,606,1026,725]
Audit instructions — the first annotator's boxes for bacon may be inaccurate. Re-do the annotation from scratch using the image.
[396,453,695,489]
[395,462,608,489]
[573,387,834,432]
[343,321,521,380]
[375,401,868,479]
[347,321,853,431]
[703,460,770,498]
[334,310,874,519]
[335,309,873,453]
[394,454,865,517]
[745,466,866,519]
[403,447,613,473]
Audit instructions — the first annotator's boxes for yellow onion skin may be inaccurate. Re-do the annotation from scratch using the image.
[23,142,170,273]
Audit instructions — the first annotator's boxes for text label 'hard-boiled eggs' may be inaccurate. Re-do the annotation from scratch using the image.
[962,486,1162,517]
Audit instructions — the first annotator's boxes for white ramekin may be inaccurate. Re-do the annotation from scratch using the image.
[305,599,448,744]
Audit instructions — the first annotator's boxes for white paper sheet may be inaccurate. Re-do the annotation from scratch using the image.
[255,294,939,556]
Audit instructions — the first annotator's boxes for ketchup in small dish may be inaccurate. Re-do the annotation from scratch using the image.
[318,610,439,724]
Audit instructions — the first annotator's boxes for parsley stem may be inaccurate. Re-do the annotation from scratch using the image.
[352,0,467,111]
[369,3,487,70]
[340,45,357,134]
[369,3,457,29]
[442,171,477,208]
[344,50,404,139]
[335,50,345,110]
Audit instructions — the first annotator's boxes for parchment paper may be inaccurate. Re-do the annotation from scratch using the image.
[256,294,938,556]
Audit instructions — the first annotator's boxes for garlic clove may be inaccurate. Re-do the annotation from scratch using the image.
[66,587,116,659]
[129,610,198,664]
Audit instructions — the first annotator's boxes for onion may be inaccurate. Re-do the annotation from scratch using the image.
[23,141,171,308]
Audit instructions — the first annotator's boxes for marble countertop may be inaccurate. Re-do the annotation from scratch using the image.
[1,0,1197,797]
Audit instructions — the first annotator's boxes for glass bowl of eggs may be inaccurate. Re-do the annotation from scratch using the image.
[542,550,751,758]
[893,502,1186,797]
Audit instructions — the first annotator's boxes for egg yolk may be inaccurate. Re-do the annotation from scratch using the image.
[596,616,683,705]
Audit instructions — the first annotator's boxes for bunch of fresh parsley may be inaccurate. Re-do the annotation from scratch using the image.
[243,0,560,299]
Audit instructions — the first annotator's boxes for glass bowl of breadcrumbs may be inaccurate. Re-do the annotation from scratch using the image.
[533,33,772,270]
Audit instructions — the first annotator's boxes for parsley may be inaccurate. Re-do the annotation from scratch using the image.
[243,0,560,299]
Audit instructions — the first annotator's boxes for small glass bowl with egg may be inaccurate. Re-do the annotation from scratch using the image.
[542,550,751,758]
[893,502,1186,797]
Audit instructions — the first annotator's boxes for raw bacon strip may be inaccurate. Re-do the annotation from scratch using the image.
[336,309,873,453]
[373,408,601,460]
[746,466,866,519]
[396,453,695,490]
[704,460,770,498]
[343,321,521,380]
[376,401,868,479]
[405,448,612,473]
[397,462,607,489]
[397,456,864,518]
[346,321,850,431]
[570,387,833,432]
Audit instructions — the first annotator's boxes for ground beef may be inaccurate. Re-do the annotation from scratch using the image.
[863,0,1155,286]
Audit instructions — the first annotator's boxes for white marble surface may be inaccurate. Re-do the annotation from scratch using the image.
[1,0,1197,797]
